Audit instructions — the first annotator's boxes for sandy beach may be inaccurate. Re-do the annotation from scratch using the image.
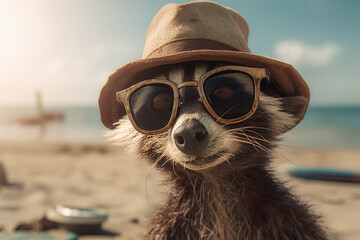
[0,140,359,239]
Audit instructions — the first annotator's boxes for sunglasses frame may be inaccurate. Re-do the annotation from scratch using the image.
[116,65,269,135]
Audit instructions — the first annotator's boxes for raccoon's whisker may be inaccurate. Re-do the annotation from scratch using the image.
[224,125,276,138]
[161,158,172,166]
[145,152,166,199]
[240,125,276,132]
[242,128,310,149]
[229,135,259,151]
[200,181,205,207]
[240,129,287,148]
[271,148,301,167]
[235,129,270,151]
[238,130,261,151]
[172,160,180,179]
[227,136,251,144]
[242,133,279,147]
[234,129,301,166]
[227,126,309,151]
[234,133,300,167]
[185,172,199,205]
[232,134,272,155]
[237,130,274,148]
[238,128,268,141]
[244,137,272,155]
[214,104,241,123]
[228,136,255,147]
[147,152,165,177]
[183,161,187,171]
[226,129,276,154]
[276,144,314,150]
[216,153,231,165]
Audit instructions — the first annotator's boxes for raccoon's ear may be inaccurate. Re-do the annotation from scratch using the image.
[277,96,309,133]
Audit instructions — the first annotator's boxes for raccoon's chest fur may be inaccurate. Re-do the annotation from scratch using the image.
[146,167,327,240]
[109,61,328,240]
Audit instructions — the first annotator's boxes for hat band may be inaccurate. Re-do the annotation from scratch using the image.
[145,38,250,58]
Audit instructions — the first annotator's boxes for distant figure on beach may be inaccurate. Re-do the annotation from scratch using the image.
[0,162,8,188]
[99,1,328,239]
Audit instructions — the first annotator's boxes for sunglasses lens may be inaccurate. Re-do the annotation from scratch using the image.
[204,71,255,120]
[129,84,174,131]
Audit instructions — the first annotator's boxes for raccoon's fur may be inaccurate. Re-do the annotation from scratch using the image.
[107,61,328,240]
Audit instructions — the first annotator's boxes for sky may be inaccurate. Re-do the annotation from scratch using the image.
[0,0,359,107]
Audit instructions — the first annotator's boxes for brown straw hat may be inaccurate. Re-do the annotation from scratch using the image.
[99,1,310,130]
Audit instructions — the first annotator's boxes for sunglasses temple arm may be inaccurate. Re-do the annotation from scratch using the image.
[116,92,126,104]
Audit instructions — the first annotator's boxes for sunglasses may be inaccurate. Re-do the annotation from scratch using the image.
[116,65,269,135]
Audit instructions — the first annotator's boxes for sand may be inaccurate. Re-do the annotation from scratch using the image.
[0,140,359,239]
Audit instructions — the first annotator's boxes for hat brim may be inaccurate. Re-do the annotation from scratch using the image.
[99,50,310,129]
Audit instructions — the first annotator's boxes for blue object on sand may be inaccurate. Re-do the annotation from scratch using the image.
[287,167,360,183]
[62,233,78,240]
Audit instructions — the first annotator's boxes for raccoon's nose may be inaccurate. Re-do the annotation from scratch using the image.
[173,119,209,155]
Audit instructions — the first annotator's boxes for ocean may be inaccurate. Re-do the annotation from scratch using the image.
[0,105,359,148]
[0,106,106,143]
[284,106,360,148]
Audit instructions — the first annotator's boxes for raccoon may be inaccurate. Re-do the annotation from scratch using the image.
[107,61,328,240]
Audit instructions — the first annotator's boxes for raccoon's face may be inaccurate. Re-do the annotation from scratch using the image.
[108,62,307,172]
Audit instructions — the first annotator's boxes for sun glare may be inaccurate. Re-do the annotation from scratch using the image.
[0,0,55,105]
[0,1,44,63]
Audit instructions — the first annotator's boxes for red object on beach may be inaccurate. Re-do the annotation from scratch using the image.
[45,113,64,121]
[16,118,39,125]
[16,113,64,125]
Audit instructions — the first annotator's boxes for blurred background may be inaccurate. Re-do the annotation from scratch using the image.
[0,1,360,239]
[0,0,360,146]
